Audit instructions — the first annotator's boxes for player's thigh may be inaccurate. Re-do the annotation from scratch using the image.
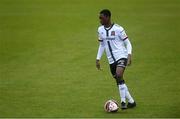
[116,58,127,77]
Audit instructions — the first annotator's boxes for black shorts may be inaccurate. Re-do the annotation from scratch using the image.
[109,58,127,76]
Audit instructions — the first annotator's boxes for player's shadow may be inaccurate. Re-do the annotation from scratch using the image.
[104,109,129,115]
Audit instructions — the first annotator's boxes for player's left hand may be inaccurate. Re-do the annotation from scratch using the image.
[127,54,132,66]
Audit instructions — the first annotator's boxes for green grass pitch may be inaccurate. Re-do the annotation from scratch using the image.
[0,0,180,118]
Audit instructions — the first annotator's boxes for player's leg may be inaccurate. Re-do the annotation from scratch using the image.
[110,60,127,109]
[115,58,136,109]
[124,83,136,108]
[115,66,127,109]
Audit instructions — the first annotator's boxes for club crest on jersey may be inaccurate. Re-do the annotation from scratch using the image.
[111,31,115,36]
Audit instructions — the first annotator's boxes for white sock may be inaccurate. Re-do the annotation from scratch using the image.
[118,84,126,103]
[124,84,134,103]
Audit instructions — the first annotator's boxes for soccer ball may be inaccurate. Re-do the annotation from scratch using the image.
[104,99,119,112]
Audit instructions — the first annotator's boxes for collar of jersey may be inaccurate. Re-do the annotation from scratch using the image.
[104,23,114,31]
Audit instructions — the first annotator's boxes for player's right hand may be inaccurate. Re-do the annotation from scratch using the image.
[96,59,101,70]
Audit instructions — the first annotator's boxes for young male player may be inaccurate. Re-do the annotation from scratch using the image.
[96,9,136,109]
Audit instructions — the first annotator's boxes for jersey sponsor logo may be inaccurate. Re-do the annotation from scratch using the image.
[111,31,115,36]
[106,37,115,40]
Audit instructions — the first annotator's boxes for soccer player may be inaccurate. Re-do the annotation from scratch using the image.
[96,9,136,109]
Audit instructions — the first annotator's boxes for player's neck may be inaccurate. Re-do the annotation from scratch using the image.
[104,22,112,28]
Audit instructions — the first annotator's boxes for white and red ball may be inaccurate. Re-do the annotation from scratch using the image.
[104,99,119,112]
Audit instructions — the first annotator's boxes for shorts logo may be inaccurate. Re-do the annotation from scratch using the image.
[118,60,125,65]
[111,31,115,36]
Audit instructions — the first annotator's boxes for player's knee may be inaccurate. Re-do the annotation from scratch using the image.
[115,74,125,85]
[115,73,123,80]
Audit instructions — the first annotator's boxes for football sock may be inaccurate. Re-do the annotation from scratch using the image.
[124,84,134,103]
[118,84,126,103]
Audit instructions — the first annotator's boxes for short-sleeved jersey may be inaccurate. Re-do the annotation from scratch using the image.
[98,23,129,64]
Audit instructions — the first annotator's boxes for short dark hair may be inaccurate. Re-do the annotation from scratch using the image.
[100,9,111,17]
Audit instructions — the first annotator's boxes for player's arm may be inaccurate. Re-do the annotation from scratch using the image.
[96,40,105,70]
[124,38,132,66]
[119,28,132,66]
[96,29,105,70]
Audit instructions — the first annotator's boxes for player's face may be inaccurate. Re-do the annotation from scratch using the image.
[99,14,109,25]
